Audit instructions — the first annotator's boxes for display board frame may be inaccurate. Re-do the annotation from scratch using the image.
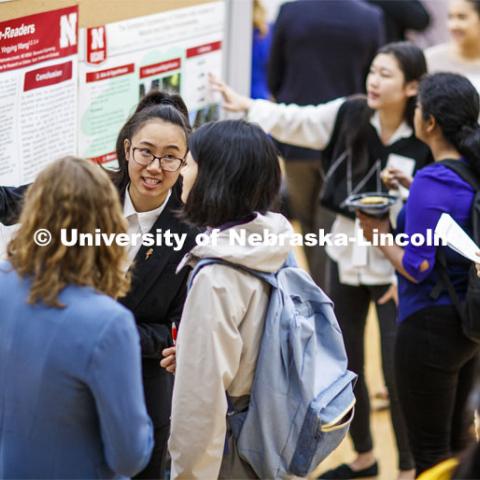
[0,0,215,27]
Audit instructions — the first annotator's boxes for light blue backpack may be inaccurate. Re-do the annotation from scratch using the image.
[188,254,356,478]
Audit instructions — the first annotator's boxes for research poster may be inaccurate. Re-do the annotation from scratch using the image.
[78,1,224,167]
[0,6,78,186]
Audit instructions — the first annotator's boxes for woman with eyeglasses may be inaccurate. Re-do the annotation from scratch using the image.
[110,91,198,480]
[0,91,198,480]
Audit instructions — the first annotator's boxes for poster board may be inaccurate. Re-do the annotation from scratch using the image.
[0,1,214,28]
[78,1,224,166]
[0,0,228,180]
[0,5,79,185]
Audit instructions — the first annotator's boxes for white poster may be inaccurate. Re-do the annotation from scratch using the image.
[0,6,78,186]
[78,1,225,167]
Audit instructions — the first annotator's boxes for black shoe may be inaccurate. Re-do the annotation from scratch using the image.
[318,462,379,479]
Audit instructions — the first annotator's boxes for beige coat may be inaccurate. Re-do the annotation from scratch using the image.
[169,212,293,479]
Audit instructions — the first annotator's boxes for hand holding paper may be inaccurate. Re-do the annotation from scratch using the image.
[384,154,415,199]
[434,213,480,263]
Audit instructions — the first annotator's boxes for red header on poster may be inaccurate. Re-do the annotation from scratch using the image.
[86,63,134,83]
[186,41,222,58]
[139,58,181,79]
[90,152,117,164]
[23,61,72,92]
[86,26,107,65]
[0,6,78,73]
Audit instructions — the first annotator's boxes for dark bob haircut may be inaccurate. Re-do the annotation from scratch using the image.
[182,119,281,228]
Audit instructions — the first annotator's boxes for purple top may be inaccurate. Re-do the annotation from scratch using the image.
[396,161,474,321]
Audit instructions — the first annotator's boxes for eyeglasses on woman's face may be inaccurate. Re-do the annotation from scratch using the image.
[131,146,186,172]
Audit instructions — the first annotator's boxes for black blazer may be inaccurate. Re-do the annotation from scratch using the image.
[119,185,197,426]
[0,183,198,428]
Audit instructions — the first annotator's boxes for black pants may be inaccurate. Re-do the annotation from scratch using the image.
[134,424,169,479]
[327,260,414,470]
[395,305,479,475]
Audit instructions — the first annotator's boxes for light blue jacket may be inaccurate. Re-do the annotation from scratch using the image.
[0,262,153,479]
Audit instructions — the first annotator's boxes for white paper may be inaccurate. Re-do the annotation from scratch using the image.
[386,153,415,200]
[435,213,480,263]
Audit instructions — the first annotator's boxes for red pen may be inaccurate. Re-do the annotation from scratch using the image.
[171,322,177,345]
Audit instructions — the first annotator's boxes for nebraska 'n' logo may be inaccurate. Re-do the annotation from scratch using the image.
[87,27,107,64]
[59,13,77,48]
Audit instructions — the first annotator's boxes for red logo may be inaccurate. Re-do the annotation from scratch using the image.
[86,26,107,64]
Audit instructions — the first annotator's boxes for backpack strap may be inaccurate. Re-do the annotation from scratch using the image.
[430,159,478,317]
[438,159,480,190]
[187,256,295,291]
[187,256,288,452]
[430,248,466,321]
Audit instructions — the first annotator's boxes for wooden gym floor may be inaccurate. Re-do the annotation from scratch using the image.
[293,225,397,480]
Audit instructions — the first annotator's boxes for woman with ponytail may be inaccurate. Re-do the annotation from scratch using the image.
[109,90,198,479]
[213,42,430,480]
[359,72,480,474]
[0,90,198,479]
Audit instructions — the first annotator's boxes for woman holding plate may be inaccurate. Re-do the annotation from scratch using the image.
[358,72,480,475]
[212,42,432,480]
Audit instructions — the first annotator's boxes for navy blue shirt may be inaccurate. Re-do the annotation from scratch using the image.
[267,0,385,161]
[396,162,474,321]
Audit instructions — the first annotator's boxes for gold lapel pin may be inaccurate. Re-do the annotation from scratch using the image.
[145,248,154,260]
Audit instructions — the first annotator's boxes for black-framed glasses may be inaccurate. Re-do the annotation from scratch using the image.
[131,147,186,172]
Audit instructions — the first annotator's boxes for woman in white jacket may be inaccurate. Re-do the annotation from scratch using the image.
[165,120,293,479]
[211,42,432,480]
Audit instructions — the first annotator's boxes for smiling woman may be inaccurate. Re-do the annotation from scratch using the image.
[123,118,186,212]
[113,92,190,211]
[425,0,480,94]
[0,90,199,480]
[108,91,198,480]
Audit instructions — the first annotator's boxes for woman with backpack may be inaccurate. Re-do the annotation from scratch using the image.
[358,72,480,474]
[212,42,431,479]
[165,119,293,478]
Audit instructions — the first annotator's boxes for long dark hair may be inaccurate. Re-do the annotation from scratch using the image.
[110,90,191,195]
[182,120,281,228]
[341,42,427,171]
[418,72,480,175]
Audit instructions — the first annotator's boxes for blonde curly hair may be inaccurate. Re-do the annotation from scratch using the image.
[7,156,130,307]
